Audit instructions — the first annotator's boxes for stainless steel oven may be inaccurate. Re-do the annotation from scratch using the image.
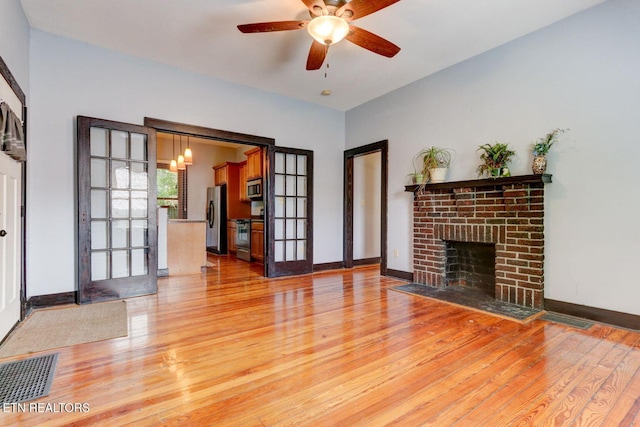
[235,219,251,261]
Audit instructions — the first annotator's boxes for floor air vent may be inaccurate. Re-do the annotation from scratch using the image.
[0,353,59,403]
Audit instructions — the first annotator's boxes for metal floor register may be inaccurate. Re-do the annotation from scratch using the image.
[0,353,59,404]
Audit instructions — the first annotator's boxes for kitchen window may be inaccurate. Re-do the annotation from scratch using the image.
[156,163,187,219]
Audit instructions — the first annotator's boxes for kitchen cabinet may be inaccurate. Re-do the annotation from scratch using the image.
[213,162,250,219]
[245,147,263,179]
[251,221,264,263]
[213,163,229,185]
[239,160,249,202]
[227,220,237,254]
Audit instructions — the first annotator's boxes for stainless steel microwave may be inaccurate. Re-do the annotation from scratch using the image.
[247,178,262,200]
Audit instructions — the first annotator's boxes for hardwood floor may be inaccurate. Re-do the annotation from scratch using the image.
[3,255,640,426]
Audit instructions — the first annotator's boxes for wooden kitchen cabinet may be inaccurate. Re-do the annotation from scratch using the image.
[213,163,229,185]
[227,220,237,254]
[239,160,249,202]
[245,147,263,179]
[250,221,264,263]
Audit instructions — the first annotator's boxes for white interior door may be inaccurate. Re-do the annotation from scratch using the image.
[0,151,21,339]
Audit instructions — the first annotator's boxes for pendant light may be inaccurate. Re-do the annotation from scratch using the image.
[183,135,193,165]
[177,135,186,170]
[169,134,178,172]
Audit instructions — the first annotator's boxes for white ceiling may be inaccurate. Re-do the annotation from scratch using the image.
[20,0,606,111]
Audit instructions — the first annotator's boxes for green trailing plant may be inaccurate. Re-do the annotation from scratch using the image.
[476,142,515,177]
[532,128,568,156]
[413,146,453,183]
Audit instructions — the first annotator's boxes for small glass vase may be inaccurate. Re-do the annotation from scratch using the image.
[489,167,510,178]
[532,155,547,175]
[411,173,425,184]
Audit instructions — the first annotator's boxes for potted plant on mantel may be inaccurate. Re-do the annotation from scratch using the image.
[531,128,568,174]
[476,142,515,178]
[411,146,453,185]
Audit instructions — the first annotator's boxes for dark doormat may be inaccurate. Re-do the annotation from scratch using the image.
[391,283,544,323]
[0,353,59,403]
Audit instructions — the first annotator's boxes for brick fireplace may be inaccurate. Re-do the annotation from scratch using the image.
[407,175,551,310]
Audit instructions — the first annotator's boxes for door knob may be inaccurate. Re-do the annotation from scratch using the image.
[0,230,6,237]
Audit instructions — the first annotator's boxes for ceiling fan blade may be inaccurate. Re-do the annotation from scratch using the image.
[306,40,327,70]
[337,0,401,21]
[301,0,327,17]
[346,26,401,58]
[237,21,307,33]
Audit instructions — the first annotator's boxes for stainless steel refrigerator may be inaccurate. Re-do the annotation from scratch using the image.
[206,186,227,254]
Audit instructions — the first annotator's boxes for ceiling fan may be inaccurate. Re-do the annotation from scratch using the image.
[237,0,401,70]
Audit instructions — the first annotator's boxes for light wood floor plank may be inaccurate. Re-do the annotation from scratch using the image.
[575,334,640,426]
[473,327,623,426]
[1,256,639,426]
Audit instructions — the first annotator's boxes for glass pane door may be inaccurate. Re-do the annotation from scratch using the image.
[78,117,157,303]
[267,146,313,277]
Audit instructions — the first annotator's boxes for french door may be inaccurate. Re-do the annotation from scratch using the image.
[266,146,313,277]
[77,116,157,304]
[0,152,21,339]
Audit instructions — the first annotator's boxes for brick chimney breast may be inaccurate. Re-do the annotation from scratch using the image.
[408,175,551,310]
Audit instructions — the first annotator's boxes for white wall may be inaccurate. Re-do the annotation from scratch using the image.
[26,30,345,297]
[353,152,381,260]
[346,0,640,315]
[0,0,30,97]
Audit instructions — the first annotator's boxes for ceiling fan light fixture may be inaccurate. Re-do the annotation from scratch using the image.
[307,15,349,46]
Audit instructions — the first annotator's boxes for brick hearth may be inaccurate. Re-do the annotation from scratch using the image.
[407,175,551,309]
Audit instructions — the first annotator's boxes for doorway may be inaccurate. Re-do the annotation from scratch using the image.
[144,118,313,278]
[0,53,27,340]
[0,152,22,338]
[146,118,273,277]
[343,140,388,275]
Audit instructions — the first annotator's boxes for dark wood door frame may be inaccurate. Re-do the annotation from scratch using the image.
[1,54,28,320]
[143,118,275,147]
[143,117,276,277]
[343,140,388,275]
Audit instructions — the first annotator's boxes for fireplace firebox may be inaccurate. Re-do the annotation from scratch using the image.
[445,241,496,297]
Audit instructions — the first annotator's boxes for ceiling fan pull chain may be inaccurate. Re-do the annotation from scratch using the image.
[324,44,330,78]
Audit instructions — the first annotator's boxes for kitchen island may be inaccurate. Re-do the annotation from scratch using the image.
[167,220,207,275]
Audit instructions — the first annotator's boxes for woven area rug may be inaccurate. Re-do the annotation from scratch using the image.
[0,301,128,359]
